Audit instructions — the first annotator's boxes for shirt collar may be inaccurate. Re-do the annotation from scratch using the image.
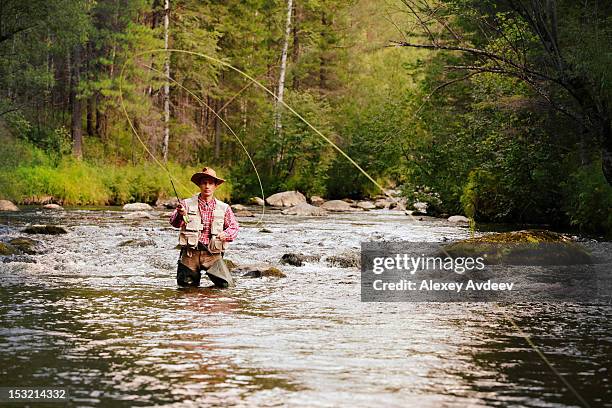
[198,194,215,205]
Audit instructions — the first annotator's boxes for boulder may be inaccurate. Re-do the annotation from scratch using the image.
[123,203,153,211]
[281,202,328,216]
[320,200,356,212]
[43,203,64,210]
[23,225,68,235]
[118,239,156,247]
[0,242,19,256]
[249,197,265,206]
[388,197,407,210]
[237,265,287,278]
[448,215,470,224]
[280,253,321,267]
[325,252,360,268]
[0,200,19,212]
[441,230,593,265]
[231,204,248,211]
[8,237,40,254]
[235,210,255,217]
[156,197,179,209]
[265,191,306,207]
[374,199,390,209]
[121,211,154,219]
[310,196,325,206]
[356,201,376,210]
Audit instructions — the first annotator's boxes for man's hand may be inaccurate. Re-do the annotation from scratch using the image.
[217,231,229,241]
[176,203,187,216]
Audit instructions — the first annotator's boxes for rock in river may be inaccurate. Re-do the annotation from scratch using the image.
[121,211,154,219]
[0,200,19,211]
[281,202,328,216]
[320,200,357,212]
[43,203,64,210]
[280,253,321,267]
[8,237,41,254]
[266,191,306,207]
[23,225,68,235]
[236,265,287,278]
[123,203,153,211]
[442,229,593,265]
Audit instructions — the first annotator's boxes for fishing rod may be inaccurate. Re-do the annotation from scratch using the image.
[169,176,189,223]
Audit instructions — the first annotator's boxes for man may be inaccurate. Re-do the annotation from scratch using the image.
[169,167,239,288]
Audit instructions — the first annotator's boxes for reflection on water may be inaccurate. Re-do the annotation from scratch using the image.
[0,208,610,407]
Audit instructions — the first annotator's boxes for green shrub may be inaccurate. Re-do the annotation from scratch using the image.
[560,163,612,236]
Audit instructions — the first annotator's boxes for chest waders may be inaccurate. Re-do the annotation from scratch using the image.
[176,195,234,287]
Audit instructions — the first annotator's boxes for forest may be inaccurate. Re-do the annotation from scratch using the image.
[0,0,610,235]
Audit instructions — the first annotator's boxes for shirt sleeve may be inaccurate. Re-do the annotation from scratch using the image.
[222,206,239,241]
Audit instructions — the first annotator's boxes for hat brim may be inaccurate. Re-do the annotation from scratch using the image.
[191,173,225,186]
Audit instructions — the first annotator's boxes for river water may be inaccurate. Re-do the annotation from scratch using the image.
[0,207,610,407]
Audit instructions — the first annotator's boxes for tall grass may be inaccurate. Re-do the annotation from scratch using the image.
[0,139,232,205]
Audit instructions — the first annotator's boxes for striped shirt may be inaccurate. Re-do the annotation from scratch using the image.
[169,195,239,245]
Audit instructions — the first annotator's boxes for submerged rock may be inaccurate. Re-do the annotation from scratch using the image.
[8,237,40,254]
[266,191,306,207]
[237,265,287,278]
[23,225,68,235]
[259,228,273,233]
[281,202,328,216]
[2,255,36,264]
[118,239,156,247]
[442,230,593,265]
[0,200,19,211]
[280,253,321,267]
[123,203,153,211]
[0,242,19,256]
[325,252,360,268]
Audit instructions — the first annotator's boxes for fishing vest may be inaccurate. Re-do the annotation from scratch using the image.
[178,194,229,251]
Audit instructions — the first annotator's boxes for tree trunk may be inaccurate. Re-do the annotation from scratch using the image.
[70,45,83,159]
[161,0,171,162]
[274,0,293,136]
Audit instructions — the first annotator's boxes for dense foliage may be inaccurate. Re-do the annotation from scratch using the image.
[0,0,610,235]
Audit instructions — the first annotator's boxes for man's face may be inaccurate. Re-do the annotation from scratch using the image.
[199,177,218,198]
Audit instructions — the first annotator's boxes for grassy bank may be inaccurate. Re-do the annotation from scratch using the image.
[0,139,231,205]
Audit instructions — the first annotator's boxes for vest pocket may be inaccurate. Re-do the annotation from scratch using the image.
[179,231,199,247]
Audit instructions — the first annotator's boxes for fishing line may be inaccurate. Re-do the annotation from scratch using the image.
[122,48,408,212]
[498,307,591,408]
[139,61,266,226]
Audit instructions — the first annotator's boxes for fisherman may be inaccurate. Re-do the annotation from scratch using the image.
[169,167,239,288]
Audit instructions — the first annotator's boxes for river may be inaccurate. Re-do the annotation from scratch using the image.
[0,207,610,407]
